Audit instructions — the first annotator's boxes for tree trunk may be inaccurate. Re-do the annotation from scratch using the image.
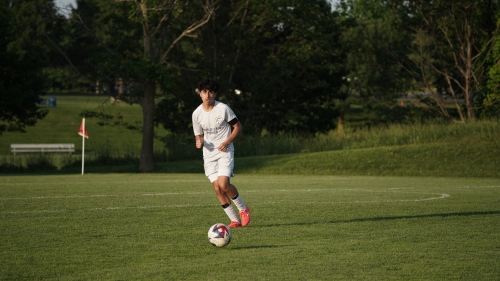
[464,32,477,120]
[466,93,476,120]
[337,108,345,134]
[139,82,156,172]
[118,78,124,96]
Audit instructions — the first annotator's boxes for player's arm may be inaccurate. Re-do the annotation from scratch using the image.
[195,135,204,149]
[218,119,242,151]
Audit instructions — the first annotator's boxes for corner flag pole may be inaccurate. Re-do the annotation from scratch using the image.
[78,118,89,175]
[81,118,85,175]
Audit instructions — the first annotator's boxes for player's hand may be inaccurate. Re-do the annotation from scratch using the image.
[218,143,228,151]
[195,136,204,148]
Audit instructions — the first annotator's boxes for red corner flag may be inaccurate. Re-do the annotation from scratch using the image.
[78,118,89,138]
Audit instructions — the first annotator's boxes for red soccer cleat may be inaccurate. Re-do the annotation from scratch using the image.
[228,221,241,228]
[240,207,250,226]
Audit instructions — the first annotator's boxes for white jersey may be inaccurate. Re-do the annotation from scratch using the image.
[192,101,237,161]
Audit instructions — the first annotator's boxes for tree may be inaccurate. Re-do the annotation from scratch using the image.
[409,0,499,121]
[0,0,64,135]
[484,34,500,117]
[63,0,215,172]
[405,28,454,119]
[156,0,346,135]
[338,0,413,125]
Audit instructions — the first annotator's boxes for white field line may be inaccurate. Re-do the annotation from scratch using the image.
[456,186,500,189]
[246,188,430,193]
[2,204,216,215]
[93,204,210,211]
[1,189,452,215]
[292,193,451,204]
[0,179,206,187]
[0,192,211,200]
[0,188,430,200]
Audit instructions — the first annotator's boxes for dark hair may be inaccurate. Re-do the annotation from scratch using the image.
[198,79,219,93]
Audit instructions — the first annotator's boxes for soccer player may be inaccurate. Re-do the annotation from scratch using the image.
[192,78,250,228]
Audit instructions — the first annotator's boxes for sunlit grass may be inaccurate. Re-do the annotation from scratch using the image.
[1,174,499,280]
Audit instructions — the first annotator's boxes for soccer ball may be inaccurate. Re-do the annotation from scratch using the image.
[207,223,232,247]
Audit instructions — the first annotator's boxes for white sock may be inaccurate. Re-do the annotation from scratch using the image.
[223,204,240,222]
[231,194,247,212]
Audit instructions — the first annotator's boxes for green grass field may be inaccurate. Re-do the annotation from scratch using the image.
[1,174,499,280]
[1,95,499,279]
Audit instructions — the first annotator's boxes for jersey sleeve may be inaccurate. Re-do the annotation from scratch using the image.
[192,110,203,136]
[225,105,238,124]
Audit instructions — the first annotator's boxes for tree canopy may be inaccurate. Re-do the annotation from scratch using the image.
[0,0,62,135]
[156,0,345,135]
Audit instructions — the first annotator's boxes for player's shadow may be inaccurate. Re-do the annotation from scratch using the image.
[258,210,500,228]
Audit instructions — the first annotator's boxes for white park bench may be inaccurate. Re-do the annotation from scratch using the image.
[10,144,75,155]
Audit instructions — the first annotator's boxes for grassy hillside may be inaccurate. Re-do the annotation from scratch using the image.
[0,95,167,155]
[1,95,499,177]
[158,141,500,178]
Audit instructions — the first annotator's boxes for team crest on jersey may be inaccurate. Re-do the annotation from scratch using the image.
[215,116,224,125]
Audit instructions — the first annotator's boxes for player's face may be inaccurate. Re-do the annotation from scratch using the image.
[200,89,216,106]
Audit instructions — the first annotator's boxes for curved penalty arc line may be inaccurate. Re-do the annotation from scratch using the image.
[288,193,451,204]
[402,193,450,202]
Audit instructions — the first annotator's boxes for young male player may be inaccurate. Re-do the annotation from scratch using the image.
[192,79,250,228]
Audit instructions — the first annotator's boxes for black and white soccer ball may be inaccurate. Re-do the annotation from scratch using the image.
[207,223,232,247]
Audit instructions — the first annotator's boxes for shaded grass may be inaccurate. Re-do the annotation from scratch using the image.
[1,174,499,280]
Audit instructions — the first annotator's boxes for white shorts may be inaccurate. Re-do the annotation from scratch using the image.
[204,152,234,183]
